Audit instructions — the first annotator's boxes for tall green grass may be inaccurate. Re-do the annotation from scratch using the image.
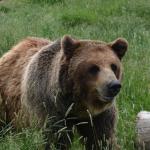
[0,0,150,149]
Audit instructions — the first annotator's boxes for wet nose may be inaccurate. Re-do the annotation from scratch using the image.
[107,80,121,97]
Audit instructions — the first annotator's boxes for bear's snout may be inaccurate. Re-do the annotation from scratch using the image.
[106,80,121,98]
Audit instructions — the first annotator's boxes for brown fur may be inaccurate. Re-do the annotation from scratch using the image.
[0,35,128,149]
[0,37,50,125]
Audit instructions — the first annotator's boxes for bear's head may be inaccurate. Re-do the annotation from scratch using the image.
[59,35,128,117]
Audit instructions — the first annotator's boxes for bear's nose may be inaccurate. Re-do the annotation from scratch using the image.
[107,80,121,97]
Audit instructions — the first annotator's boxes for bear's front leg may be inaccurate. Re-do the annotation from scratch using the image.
[44,117,74,150]
[77,106,117,150]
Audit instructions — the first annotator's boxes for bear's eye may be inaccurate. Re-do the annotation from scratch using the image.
[111,64,117,73]
[88,65,100,75]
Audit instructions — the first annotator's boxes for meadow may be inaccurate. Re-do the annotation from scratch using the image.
[0,0,150,149]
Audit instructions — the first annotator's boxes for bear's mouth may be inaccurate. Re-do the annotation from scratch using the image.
[101,96,115,102]
[96,89,116,103]
[97,94,115,103]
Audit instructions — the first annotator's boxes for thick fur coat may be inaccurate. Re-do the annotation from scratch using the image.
[0,36,128,149]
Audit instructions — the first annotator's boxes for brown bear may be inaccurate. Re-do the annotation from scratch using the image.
[0,35,128,150]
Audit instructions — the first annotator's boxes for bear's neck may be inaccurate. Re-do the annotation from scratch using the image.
[41,40,78,117]
[44,41,67,115]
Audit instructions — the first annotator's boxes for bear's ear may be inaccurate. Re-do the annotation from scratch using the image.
[109,38,128,60]
[61,35,80,59]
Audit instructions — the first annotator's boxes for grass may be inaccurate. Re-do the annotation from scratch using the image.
[0,0,150,149]
[0,127,45,150]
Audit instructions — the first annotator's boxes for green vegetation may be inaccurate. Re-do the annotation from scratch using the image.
[0,0,150,149]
